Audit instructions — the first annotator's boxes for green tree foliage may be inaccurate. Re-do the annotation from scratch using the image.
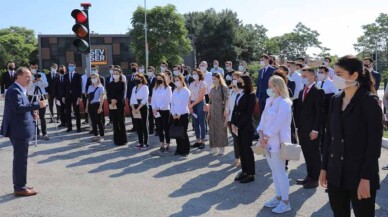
[0,26,38,68]
[129,4,192,68]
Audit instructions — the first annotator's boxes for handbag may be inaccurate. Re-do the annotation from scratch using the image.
[251,141,267,155]
[169,122,185,140]
[280,112,302,161]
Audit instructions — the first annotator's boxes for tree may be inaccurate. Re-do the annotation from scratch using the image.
[0,26,37,68]
[354,13,388,72]
[129,4,192,68]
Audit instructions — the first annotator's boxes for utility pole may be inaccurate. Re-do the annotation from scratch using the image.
[144,0,149,74]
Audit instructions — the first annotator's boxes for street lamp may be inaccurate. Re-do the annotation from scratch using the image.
[144,0,149,74]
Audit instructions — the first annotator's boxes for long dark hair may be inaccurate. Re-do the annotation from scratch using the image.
[335,55,375,93]
[240,75,253,93]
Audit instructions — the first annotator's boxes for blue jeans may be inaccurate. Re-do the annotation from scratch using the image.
[193,101,206,140]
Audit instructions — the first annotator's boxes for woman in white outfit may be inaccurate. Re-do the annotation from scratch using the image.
[257,75,292,214]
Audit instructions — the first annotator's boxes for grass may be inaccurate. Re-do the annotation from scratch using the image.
[384,131,388,139]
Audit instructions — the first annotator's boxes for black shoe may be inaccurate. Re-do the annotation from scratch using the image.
[58,123,66,127]
[149,130,154,135]
[296,177,310,185]
[303,180,319,189]
[49,119,54,123]
[191,143,200,148]
[88,130,93,134]
[174,152,179,155]
[234,173,247,181]
[77,129,82,133]
[160,146,165,153]
[82,120,88,124]
[66,129,72,133]
[240,175,255,183]
[129,128,137,132]
[198,143,205,149]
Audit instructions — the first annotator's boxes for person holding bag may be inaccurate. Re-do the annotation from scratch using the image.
[256,75,292,214]
[171,74,191,157]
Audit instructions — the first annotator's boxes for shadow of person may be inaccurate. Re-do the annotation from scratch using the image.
[376,173,388,216]
[0,193,19,205]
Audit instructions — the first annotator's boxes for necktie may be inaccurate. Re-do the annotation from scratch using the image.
[10,72,14,81]
[320,81,325,88]
[261,67,267,79]
[70,73,72,83]
[235,93,241,105]
[60,76,63,83]
[303,87,310,101]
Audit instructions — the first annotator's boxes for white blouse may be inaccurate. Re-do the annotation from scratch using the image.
[228,89,241,121]
[151,86,172,110]
[130,85,149,105]
[171,87,191,116]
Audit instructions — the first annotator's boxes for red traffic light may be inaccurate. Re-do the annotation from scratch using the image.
[71,9,87,23]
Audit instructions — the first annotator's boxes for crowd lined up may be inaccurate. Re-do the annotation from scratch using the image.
[1,54,385,216]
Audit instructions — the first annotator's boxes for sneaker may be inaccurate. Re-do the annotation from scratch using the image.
[135,144,143,148]
[233,159,241,167]
[205,135,209,141]
[98,137,104,143]
[210,148,218,155]
[42,135,49,140]
[264,197,281,208]
[198,143,205,149]
[140,144,149,149]
[218,147,224,155]
[159,146,165,153]
[382,165,388,170]
[82,120,88,124]
[272,201,291,214]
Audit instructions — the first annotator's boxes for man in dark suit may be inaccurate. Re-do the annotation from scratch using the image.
[64,61,83,133]
[256,54,276,116]
[363,57,381,91]
[46,63,58,123]
[1,60,16,96]
[1,67,47,196]
[127,62,139,132]
[295,67,324,189]
[55,65,67,127]
[183,66,194,86]
[146,66,156,134]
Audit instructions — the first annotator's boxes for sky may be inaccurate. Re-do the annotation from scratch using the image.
[1,0,387,57]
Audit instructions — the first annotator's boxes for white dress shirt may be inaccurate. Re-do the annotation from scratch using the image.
[151,85,172,110]
[171,87,191,116]
[317,78,338,95]
[228,89,241,121]
[27,72,48,96]
[130,84,149,105]
[204,71,213,94]
[288,71,303,100]
[81,74,88,94]
[328,67,335,80]
[257,96,292,152]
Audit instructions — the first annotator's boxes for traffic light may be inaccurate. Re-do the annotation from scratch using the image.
[71,9,90,54]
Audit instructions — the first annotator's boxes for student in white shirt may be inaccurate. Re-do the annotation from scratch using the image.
[286,61,303,101]
[228,71,242,166]
[210,60,224,76]
[151,73,172,152]
[323,57,335,80]
[130,73,149,149]
[257,75,292,214]
[199,61,213,103]
[171,74,191,156]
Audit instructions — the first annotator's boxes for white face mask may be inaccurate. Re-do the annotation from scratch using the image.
[91,78,98,84]
[302,77,309,86]
[147,72,154,77]
[213,64,218,68]
[266,88,275,97]
[109,69,113,75]
[160,67,166,72]
[174,81,182,88]
[193,74,199,81]
[91,69,98,74]
[260,61,265,67]
[226,66,232,71]
[200,66,207,72]
[113,75,120,80]
[31,69,37,74]
[332,75,357,90]
[138,68,144,73]
[317,74,325,81]
[51,68,56,74]
[173,71,180,76]
[238,66,245,71]
[232,80,238,86]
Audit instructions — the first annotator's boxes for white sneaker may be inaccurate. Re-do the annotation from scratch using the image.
[272,201,291,214]
[98,137,104,143]
[264,197,281,208]
[210,148,218,155]
[218,147,224,155]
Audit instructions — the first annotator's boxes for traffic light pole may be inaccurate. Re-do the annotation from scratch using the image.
[144,0,149,74]
[82,3,92,77]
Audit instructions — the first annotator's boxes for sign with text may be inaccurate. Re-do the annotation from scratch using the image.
[90,48,107,65]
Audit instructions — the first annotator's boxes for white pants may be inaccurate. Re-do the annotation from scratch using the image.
[266,152,289,200]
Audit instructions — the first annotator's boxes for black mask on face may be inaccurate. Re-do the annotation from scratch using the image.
[156,80,163,85]
[134,79,141,85]
[183,70,189,76]
[131,68,137,72]
[59,69,65,74]
[8,65,15,70]
[237,82,244,89]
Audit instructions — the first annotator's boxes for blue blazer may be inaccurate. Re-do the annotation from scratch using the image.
[1,83,40,139]
[256,66,276,100]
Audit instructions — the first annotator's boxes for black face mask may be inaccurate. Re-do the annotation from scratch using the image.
[183,70,189,76]
[134,79,141,85]
[237,82,244,89]
[156,80,163,85]
[131,68,137,72]
[59,70,65,74]
[8,66,15,70]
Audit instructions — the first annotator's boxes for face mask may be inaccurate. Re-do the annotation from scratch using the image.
[332,75,357,90]
[68,66,75,72]
[113,75,120,80]
[131,68,137,72]
[8,65,15,70]
[138,68,144,73]
[302,77,309,86]
[51,68,57,74]
[260,61,265,67]
[200,66,207,72]
[91,78,98,84]
[109,70,113,75]
[147,72,154,77]
[317,74,325,81]
[213,64,218,68]
[193,74,199,81]
[134,79,141,85]
[232,80,238,86]
[226,66,232,71]
[237,82,243,89]
[156,80,163,85]
[160,67,166,72]
[212,80,217,85]
[91,69,98,74]
[31,69,37,74]
[173,71,180,76]
[238,66,245,71]
[266,88,275,97]
[175,81,182,88]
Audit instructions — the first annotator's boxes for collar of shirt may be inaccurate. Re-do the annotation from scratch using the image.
[306,82,315,89]
[15,82,27,95]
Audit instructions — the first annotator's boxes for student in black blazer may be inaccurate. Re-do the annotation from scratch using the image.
[55,65,67,126]
[64,62,83,132]
[231,75,256,184]
[295,67,324,189]
[320,55,382,217]
[1,60,16,95]
[146,66,157,134]
[256,54,276,117]
[363,57,380,91]
[127,62,139,132]
[183,66,194,86]
[46,63,58,122]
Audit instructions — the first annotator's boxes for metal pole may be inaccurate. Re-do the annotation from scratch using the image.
[82,3,92,77]
[144,0,149,74]
[375,40,378,72]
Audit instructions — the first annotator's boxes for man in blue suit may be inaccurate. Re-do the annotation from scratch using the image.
[1,67,47,197]
[256,54,276,117]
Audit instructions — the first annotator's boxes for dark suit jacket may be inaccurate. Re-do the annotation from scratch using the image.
[147,76,156,97]
[126,73,137,100]
[54,75,66,99]
[371,70,381,91]
[231,92,256,131]
[256,66,276,100]
[295,84,324,136]
[287,80,296,98]
[185,76,194,86]
[46,72,57,96]
[64,72,83,99]
[322,88,382,190]
[1,83,40,139]
[1,71,15,94]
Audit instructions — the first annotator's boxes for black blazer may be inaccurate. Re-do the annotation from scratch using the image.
[1,71,15,94]
[371,70,381,91]
[106,81,125,106]
[54,75,66,99]
[295,84,324,136]
[322,88,382,190]
[185,76,194,86]
[287,80,296,98]
[46,72,57,96]
[147,76,156,96]
[126,73,137,100]
[64,72,83,99]
[231,92,256,131]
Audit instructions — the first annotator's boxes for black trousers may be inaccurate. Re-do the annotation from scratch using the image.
[133,105,149,145]
[89,103,104,137]
[111,104,127,145]
[238,128,255,175]
[299,133,321,181]
[28,96,47,136]
[81,94,89,122]
[174,114,190,155]
[65,96,81,131]
[156,110,171,143]
[10,137,29,191]
[228,122,240,159]
[58,99,66,124]
[328,184,376,217]
[47,94,56,120]
[148,105,155,132]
